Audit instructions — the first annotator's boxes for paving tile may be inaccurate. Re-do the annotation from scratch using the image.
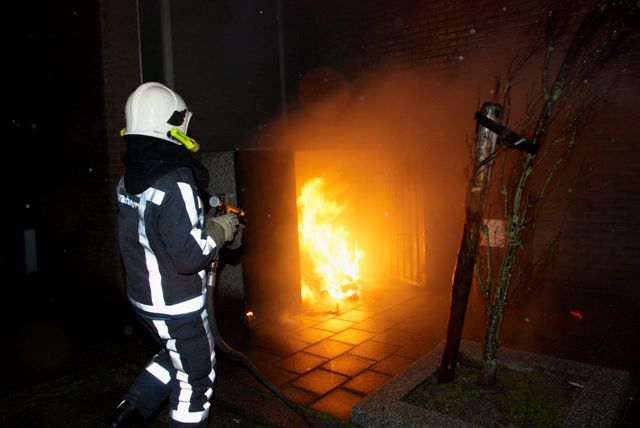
[370,354,416,376]
[359,289,416,312]
[218,361,269,392]
[292,327,335,344]
[242,349,282,369]
[281,385,319,406]
[292,368,349,395]
[304,339,354,359]
[275,352,328,374]
[358,300,398,313]
[331,328,376,345]
[395,336,439,359]
[254,337,310,357]
[342,370,391,395]
[373,328,420,346]
[352,317,397,333]
[394,311,447,335]
[371,306,415,322]
[349,340,399,360]
[310,387,364,420]
[257,364,300,387]
[313,318,355,333]
[336,299,362,313]
[336,309,372,323]
[278,316,320,332]
[322,353,376,377]
[302,311,336,322]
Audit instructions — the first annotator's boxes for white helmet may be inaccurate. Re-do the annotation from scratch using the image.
[123,82,199,151]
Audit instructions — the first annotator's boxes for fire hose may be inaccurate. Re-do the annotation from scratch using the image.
[205,196,313,427]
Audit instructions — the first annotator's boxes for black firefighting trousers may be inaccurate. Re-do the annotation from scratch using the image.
[124,306,215,427]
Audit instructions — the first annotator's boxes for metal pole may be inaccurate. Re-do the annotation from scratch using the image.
[135,0,144,83]
[437,102,501,383]
[160,0,174,88]
[276,0,288,130]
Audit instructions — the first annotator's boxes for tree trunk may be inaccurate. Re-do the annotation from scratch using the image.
[478,154,532,386]
[480,308,500,385]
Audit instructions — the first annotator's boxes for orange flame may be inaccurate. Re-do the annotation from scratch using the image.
[297,177,364,303]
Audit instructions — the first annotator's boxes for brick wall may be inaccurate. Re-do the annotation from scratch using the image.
[311,0,557,75]
[535,63,640,296]
[307,0,640,297]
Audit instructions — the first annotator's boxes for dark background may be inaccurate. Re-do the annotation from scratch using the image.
[2,1,639,424]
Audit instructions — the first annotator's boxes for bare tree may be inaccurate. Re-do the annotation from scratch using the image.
[474,0,638,386]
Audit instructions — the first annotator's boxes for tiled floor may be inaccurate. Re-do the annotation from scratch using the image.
[4,274,636,426]
[218,283,450,420]
[216,281,640,422]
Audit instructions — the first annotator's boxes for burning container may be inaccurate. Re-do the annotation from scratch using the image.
[235,145,463,326]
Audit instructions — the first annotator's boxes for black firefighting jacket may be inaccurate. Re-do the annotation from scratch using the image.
[116,167,218,317]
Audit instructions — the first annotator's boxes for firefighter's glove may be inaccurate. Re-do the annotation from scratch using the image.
[227,223,245,250]
[205,213,239,247]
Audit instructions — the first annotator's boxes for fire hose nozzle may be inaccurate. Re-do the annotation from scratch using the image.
[209,194,245,218]
[226,206,245,218]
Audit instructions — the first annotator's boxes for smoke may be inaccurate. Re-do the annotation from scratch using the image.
[248,40,559,335]
[258,65,510,297]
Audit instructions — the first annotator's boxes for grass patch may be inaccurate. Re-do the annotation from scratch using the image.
[403,360,584,427]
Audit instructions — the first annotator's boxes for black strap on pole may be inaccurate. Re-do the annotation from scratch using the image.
[474,112,539,154]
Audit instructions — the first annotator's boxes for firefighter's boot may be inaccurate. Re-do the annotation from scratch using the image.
[104,400,144,428]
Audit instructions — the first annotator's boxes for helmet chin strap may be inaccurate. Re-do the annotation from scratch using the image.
[169,128,200,152]
[119,128,200,152]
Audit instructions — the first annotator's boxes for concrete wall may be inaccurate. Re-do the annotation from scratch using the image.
[198,151,245,301]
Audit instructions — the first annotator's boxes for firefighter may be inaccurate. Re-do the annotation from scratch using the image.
[106,82,239,427]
